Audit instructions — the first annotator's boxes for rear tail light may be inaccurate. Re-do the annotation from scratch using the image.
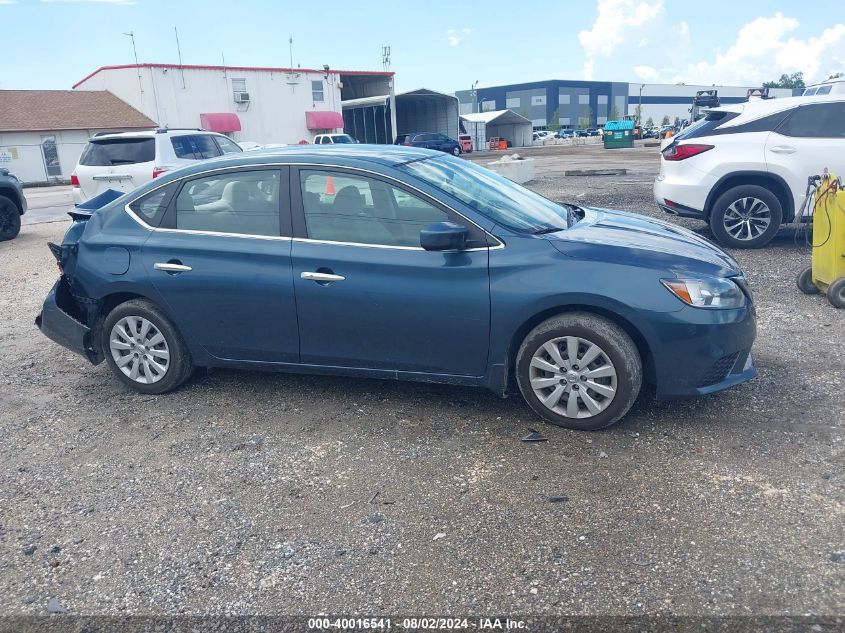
[403,142,413,146]
[662,143,714,161]
[70,174,80,186]
[152,167,169,178]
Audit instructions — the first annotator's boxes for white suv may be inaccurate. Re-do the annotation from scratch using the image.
[313,133,357,144]
[654,95,845,248]
[71,129,243,204]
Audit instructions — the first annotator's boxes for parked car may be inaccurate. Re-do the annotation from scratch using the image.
[313,133,357,144]
[654,94,845,248]
[560,130,575,139]
[71,129,243,205]
[458,133,474,153]
[0,167,27,241]
[37,145,756,431]
[575,129,589,138]
[395,132,462,155]
[586,128,601,137]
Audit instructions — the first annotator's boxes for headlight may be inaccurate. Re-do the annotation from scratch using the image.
[661,277,745,309]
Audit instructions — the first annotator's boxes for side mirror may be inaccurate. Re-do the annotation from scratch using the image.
[420,221,469,251]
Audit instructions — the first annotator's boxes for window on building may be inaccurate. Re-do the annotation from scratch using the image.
[232,78,247,100]
[300,170,448,247]
[578,94,590,105]
[559,94,571,105]
[506,97,521,109]
[312,80,324,102]
[174,170,281,236]
[531,95,546,106]
[481,100,496,112]
[598,95,608,105]
[559,117,571,126]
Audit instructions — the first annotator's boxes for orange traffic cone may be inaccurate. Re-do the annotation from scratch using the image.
[325,175,336,196]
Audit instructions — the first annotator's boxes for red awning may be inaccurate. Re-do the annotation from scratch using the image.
[200,112,241,133]
[305,110,344,130]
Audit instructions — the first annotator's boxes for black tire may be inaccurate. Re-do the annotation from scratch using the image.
[516,313,642,431]
[0,195,21,242]
[797,266,820,295]
[451,146,461,156]
[101,299,193,394]
[709,185,782,249]
[828,278,845,309]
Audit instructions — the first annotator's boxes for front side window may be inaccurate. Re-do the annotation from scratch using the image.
[300,170,449,247]
[312,80,324,102]
[174,170,281,236]
[214,135,243,154]
[400,155,571,234]
[778,103,845,138]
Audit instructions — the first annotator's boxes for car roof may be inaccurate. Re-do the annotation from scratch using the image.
[706,93,845,120]
[89,129,221,141]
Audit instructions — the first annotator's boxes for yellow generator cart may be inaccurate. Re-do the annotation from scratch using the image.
[797,172,845,308]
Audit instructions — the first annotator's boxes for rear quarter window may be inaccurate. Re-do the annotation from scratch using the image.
[79,138,155,166]
[171,135,223,160]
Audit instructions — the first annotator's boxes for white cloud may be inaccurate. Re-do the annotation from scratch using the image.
[672,13,845,85]
[0,1,18,4]
[446,27,473,48]
[578,0,664,78]
[633,65,658,81]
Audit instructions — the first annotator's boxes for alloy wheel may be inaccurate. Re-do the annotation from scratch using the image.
[109,316,170,384]
[528,336,617,419]
[723,197,771,242]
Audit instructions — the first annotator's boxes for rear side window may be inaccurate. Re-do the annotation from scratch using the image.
[128,183,176,226]
[171,135,223,160]
[778,103,845,138]
[79,138,155,166]
[673,111,739,140]
[816,85,832,96]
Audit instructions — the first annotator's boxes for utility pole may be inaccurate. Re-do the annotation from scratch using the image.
[289,36,294,69]
[471,79,479,113]
[124,31,143,93]
[638,83,644,125]
[174,27,186,88]
[381,45,391,72]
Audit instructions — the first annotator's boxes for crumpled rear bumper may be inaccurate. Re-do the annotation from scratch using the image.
[35,279,101,364]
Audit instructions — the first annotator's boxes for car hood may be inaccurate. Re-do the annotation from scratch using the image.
[546,207,741,277]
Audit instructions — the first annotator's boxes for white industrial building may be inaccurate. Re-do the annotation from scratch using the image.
[0,90,156,184]
[73,63,396,145]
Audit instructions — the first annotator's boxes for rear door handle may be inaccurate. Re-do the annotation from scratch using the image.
[769,146,796,154]
[154,262,192,273]
[301,271,345,282]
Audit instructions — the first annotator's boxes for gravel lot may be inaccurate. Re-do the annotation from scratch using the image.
[0,144,843,620]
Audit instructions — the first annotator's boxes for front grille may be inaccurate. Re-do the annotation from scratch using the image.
[697,352,740,387]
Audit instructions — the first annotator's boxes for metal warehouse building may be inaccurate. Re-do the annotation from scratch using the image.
[456,80,794,130]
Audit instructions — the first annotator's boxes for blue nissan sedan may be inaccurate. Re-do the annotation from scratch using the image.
[36,145,756,430]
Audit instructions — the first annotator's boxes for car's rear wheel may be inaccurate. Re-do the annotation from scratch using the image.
[0,195,21,242]
[101,299,192,394]
[709,185,782,249]
[516,313,642,430]
[451,146,461,156]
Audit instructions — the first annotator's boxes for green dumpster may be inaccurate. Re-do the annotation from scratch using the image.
[603,118,635,149]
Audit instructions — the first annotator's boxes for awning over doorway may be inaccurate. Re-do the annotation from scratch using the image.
[200,112,241,133]
[305,110,344,130]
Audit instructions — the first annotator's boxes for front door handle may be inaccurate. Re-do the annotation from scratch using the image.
[769,145,797,154]
[154,262,192,273]
[301,271,345,282]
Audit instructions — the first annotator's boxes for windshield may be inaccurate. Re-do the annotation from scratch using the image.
[332,135,355,143]
[400,154,570,233]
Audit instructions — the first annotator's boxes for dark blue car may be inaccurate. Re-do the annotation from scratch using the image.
[396,132,462,156]
[36,145,756,430]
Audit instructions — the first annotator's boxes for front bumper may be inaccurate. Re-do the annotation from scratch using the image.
[648,301,757,399]
[35,279,101,364]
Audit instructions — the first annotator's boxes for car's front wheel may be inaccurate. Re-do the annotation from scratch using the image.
[101,299,192,394]
[0,195,21,242]
[451,145,461,156]
[516,313,642,430]
[709,185,782,249]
